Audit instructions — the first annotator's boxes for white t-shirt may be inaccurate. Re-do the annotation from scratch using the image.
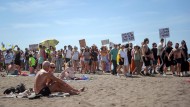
[4,53,13,64]
[157,43,164,56]
[72,51,79,60]
[66,49,72,59]
[118,49,129,66]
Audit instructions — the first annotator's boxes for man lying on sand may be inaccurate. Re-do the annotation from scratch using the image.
[34,61,85,96]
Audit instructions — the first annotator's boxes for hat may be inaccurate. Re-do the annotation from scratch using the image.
[74,46,78,49]
[134,44,138,47]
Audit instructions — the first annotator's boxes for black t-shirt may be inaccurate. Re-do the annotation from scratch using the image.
[151,48,158,60]
[91,51,98,61]
[127,48,132,59]
[15,51,21,61]
[164,47,173,60]
[181,47,188,60]
[25,52,29,60]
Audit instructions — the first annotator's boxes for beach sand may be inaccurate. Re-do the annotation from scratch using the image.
[0,72,190,107]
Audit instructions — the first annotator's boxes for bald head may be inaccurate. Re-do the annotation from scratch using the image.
[42,61,50,70]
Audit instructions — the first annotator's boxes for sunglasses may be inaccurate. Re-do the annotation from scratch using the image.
[50,66,55,69]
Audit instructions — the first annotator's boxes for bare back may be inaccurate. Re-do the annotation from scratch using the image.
[34,69,49,94]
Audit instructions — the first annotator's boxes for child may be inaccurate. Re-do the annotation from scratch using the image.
[29,54,36,74]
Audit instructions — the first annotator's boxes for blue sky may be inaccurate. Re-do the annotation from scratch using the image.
[0,0,190,52]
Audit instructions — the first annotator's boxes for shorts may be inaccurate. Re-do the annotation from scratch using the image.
[119,58,124,65]
[143,57,150,66]
[84,59,89,63]
[14,60,21,66]
[175,58,182,64]
[65,58,71,63]
[165,60,175,67]
[38,86,51,96]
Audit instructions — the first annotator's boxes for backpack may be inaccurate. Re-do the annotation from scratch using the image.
[3,83,26,94]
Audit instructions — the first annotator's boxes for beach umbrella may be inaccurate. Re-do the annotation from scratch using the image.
[40,39,59,48]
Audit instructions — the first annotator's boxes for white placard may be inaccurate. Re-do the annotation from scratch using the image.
[101,39,109,45]
[29,44,38,51]
[159,28,170,38]
[121,32,135,43]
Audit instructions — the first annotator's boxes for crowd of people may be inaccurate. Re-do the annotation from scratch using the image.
[0,38,189,77]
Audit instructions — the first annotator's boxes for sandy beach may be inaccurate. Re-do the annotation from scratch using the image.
[0,72,190,107]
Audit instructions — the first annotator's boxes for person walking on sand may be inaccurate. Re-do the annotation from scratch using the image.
[162,41,175,76]
[168,43,186,76]
[141,38,151,76]
[157,38,165,74]
[109,44,118,75]
[34,61,85,96]
[117,45,130,77]
[180,40,189,76]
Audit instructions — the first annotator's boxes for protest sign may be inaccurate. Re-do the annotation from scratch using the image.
[101,39,109,45]
[121,32,135,43]
[79,39,86,48]
[159,28,170,38]
[29,44,38,51]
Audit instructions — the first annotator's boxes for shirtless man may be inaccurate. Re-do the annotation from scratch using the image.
[168,43,186,76]
[34,61,84,96]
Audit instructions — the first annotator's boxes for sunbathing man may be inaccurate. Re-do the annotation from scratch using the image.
[7,62,19,75]
[34,61,84,96]
[168,43,186,76]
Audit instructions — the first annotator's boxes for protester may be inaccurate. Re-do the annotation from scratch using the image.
[151,43,158,74]
[162,41,175,76]
[141,38,151,76]
[24,48,29,71]
[29,54,36,74]
[83,46,90,73]
[157,38,165,74]
[55,50,63,72]
[38,45,44,70]
[100,46,108,73]
[133,45,141,75]
[71,46,80,72]
[180,40,189,76]
[91,45,98,74]
[109,44,118,75]
[168,43,186,76]
[117,45,130,77]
